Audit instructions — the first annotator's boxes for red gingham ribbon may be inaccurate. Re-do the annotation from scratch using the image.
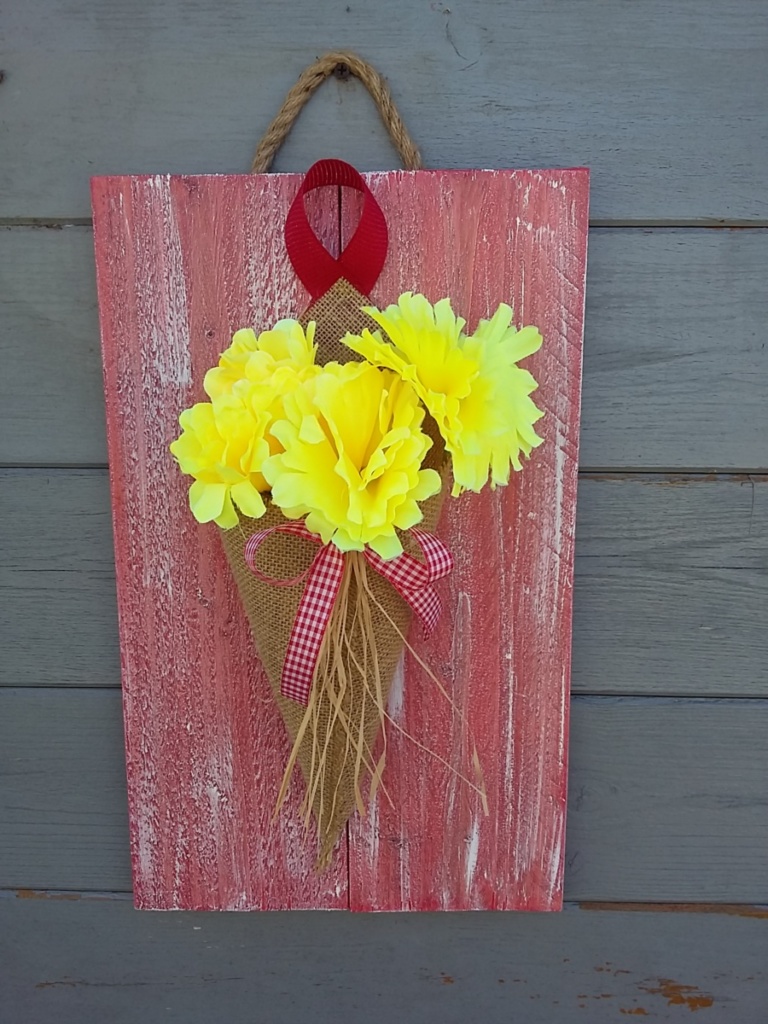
[244,522,453,706]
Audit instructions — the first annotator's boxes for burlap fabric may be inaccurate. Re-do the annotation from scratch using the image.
[220,280,447,867]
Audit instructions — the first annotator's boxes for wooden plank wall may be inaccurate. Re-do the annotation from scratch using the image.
[1,0,766,1019]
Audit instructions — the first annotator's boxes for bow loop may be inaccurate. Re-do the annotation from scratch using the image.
[243,521,452,705]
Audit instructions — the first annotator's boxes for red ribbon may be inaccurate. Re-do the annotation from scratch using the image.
[244,522,453,706]
[284,159,389,301]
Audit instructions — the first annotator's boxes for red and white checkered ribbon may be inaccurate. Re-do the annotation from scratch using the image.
[244,522,454,706]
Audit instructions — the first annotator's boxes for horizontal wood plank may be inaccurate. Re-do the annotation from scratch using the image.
[573,473,768,698]
[2,226,767,469]
[1,0,767,221]
[1,470,121,687]
[1,896,766,1024]
[567,697,768,901]
[0,690,131,892]
[1,689,767,901]
[2,470,765,697]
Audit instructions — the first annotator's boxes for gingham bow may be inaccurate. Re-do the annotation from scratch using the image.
[244,522,454,706]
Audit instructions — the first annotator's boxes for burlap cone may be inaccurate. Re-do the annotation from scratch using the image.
[221,281,447,867]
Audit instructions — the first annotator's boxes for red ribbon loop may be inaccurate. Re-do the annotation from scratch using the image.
[244,522,453,706]
[284,159,388,301]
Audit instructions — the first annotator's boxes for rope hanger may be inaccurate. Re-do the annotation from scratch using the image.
[250,51,422,173]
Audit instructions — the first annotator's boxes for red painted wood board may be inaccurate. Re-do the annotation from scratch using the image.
[91,168,589,911]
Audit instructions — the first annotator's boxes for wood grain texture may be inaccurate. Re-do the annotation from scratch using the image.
[2,897,767,1024]
[567,698,768,902]
[3,470,766,697]
[2,0,767,221]
[91,174,347,910]
[3,226,768,470]
[581,227,768,471]
[0,690,131,893]
[2,689,768,901]
[340,169,588,909]
[0,469,121,687]
[573,473,768,698]
[91,169,588,910]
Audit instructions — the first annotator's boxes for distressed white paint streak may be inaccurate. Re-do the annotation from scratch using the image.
[387,652,405,722]
[173,825,187,907]
[547,815,564,904]
[206,783,223,829]
[399,833,411,909]
[514,707,548,884]
[553,423,566,576]
[559,665,569,767]
[465,815,480,892]
[136,176,191,598]
[135,810,156,882]
[494,495,516,837]
[365,170,391,191]
[147,175,192,389]
[547,177,568,196]
[445,590,471,840]
[367,794,379,866]
[519,257,526,319]
[503,666,516,833]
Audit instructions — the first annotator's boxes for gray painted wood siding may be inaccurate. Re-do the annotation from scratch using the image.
[3,897,767,1023]
[3,688,768,900]
[2,0,767,222]
[3,470,766,695]
[3,226,767,469]
[2,0,767,1018]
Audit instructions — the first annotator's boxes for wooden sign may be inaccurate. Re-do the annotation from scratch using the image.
[92,167,589,911]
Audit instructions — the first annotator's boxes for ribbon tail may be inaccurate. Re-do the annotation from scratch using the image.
[365,529,453,636]
[280,543,346,705]
[407,586,442,636]
[411,528,454,580]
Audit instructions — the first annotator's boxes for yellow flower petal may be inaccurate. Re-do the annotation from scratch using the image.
[214,492,240,530]
[172,320,325,528]
[229,480,266,520]
[189,480,227,523]
[368,531,403,560]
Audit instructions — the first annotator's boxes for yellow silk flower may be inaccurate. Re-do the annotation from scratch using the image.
[344,293,544,496]
[171,320,319,528]
[263,362,441,559]
[204,320,317,399]
[169,391,271,528]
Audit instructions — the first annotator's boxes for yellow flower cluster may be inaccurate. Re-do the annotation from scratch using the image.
[171,294,543,553]
[170,321,319,528]
[170,319,440,556]
[344,293,544,496]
